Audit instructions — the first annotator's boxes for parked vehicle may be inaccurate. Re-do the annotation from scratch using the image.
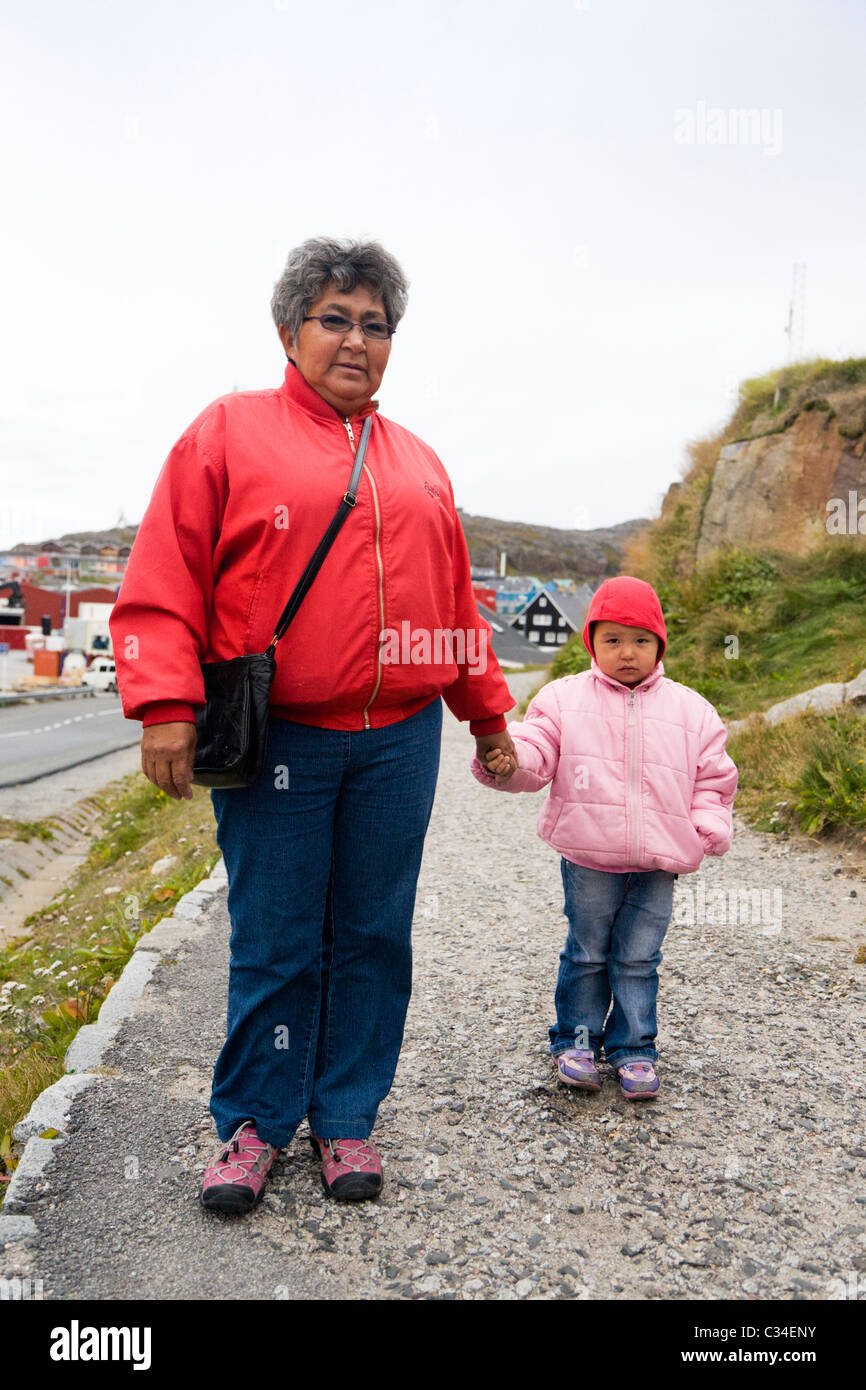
[81,657,118,692]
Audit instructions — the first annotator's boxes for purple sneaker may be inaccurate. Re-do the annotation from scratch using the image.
[616,1061,660,1100]
[200,1121,280,1213]
[553,1049,601,1092]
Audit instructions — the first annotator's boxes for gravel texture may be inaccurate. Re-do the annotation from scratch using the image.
[2,672,865,1301]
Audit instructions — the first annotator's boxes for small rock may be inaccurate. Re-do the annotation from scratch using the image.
[150,856,178,877]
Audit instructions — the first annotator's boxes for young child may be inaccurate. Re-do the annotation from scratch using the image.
[470,576,738,1101]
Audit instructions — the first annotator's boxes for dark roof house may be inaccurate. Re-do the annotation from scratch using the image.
[476,602,553,668]
[511,583,595,653]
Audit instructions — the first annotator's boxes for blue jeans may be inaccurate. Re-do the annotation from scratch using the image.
[208,698,442,1147]
[549,860,675,1069]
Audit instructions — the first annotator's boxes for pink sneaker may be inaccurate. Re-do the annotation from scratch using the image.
[200,1121,280,1213]
[310,1135,383,1201]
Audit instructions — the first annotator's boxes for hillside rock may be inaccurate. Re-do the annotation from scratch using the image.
[696,408,866,564]
[459,514,648,583]
[724,666,866,735]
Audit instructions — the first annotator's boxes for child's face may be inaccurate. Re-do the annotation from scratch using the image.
[592,621,660,686]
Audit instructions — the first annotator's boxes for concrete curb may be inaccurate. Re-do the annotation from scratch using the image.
[0,858,227,1246]
[12,1072,100,1144]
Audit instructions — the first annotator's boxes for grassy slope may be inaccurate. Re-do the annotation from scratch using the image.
[0,777,219,1187]
[527,358,866,862]
[550,540,866,721]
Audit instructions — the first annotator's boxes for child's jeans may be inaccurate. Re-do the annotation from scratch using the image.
[549,859,676,1070]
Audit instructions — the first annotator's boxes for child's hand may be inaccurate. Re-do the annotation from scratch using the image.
[484,747,517,779]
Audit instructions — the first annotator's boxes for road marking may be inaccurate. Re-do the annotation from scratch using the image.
[0,706,122,739]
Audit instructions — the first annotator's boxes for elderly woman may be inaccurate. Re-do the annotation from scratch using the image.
[109,237,516,1211]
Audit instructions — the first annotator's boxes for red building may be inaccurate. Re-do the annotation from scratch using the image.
[19,583,119,629]
[472,585,497,611]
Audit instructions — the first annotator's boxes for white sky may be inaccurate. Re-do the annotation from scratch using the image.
[2,0,865,549]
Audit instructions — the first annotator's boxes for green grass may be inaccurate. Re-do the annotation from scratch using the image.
[548,540,866,722]
[0,774,220,1192]
[726,705,866,843]
[0,818,56,843]
[514,538,866,858]
[727,356,866,441]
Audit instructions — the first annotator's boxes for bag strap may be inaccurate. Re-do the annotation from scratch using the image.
[265,413,373,656]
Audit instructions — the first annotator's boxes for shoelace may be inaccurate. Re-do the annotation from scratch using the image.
[218,1121,273,1165]
[324,1138,377,1168]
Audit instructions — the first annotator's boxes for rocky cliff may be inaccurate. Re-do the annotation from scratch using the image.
[696,406,866,563]
[650,360,866,571]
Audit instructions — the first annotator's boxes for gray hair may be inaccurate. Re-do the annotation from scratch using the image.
[270,237,409,341]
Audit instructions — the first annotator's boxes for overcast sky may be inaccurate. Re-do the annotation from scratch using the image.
[2,0,865,550]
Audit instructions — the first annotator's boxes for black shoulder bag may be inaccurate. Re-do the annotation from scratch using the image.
[192,415,372,788]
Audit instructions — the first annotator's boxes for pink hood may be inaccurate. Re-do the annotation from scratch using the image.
[582,574,667,662]
[471,662,738,875]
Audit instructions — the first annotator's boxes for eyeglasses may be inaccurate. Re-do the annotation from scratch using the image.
[302,313,395,341]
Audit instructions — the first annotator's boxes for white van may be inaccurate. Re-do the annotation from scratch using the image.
[81,658,118,693]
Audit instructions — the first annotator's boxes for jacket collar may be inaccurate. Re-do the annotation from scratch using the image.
[280,359,379,426]
[589,657,666,695]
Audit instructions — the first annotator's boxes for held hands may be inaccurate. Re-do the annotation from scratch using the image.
[475,730,518,780]
[141,722,197,800]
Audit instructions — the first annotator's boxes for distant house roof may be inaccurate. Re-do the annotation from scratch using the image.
[496,576,540,590]
[551,585,595,629]
[476,602,553,667]
[513,583,595,633]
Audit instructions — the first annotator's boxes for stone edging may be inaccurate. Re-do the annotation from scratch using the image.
[0,858,228,1245]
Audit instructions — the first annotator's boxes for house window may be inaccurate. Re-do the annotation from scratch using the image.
[534,614,553,627]
[557,632,568,643]
[544,632,556,643]
[558,616,566,626]
[529,631,540,642]
[538,596,547,607]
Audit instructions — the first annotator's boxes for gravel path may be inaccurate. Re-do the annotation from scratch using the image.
[3,673,866,1301]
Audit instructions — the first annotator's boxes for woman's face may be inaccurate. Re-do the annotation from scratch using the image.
[278,281,392,417]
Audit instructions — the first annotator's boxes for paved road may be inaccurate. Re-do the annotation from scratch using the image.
[2,673,865,1303]
[0,696,139,788]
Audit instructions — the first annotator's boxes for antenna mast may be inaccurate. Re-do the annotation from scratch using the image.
[785,262,806,360]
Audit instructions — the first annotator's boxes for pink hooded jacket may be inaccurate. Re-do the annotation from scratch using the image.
[470,577,738,875]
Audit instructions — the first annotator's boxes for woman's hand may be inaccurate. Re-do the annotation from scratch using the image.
[141,722,197,800]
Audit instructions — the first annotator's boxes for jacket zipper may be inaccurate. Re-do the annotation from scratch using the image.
[344,416,384,729]
[626,689,641,863]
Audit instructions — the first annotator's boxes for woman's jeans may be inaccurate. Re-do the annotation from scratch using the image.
[208,698,442,1148]
[549,859,676,1070]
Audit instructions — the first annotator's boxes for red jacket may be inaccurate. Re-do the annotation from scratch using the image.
[109,363,514,734]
